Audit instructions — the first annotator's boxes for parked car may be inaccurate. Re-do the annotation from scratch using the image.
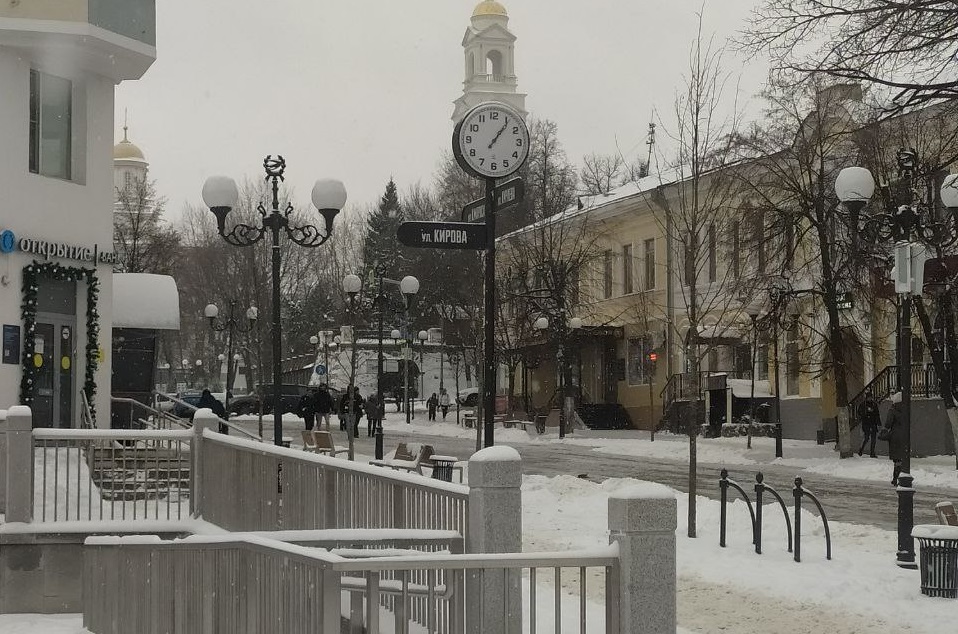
[227,384,316,416]
[171,390,203,418]
[457,387,479,407]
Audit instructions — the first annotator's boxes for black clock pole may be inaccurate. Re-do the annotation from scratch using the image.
[483,176,497,448]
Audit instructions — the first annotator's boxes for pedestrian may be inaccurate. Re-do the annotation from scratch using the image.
[351,389,366,438]
[366,393,384,437]
[439,388,451,421]
[857,394,880,458]
[394,388,403,412]
[315,383,333,431]
[338,389,349,431]
[297,389,317,431]
[427,393,439,421]
[194,389,228,434]
[881,392,906,485]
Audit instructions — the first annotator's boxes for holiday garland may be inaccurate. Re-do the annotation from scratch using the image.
[20,261,101,423]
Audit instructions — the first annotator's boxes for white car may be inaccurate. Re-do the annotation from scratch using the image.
[457,387,479,407]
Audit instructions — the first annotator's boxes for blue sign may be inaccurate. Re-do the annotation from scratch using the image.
[0,230,15,254]
[314,364,327,376]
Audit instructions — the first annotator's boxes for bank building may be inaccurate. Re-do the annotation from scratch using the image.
[0,3,164,429]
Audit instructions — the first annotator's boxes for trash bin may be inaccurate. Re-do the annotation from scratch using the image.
[430,456,456,483]
[913,525,958,598]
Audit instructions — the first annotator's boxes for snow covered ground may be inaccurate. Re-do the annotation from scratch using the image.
[8,412,954,632]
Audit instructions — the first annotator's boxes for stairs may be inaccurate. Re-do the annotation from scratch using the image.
[87,447,191,502]
[576,403,632,430]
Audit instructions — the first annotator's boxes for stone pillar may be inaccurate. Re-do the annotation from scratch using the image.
[0,409,7,513]
[465,445,522,634]
[191,409,217,519]
[4,406,34,523]
[608,484,677,634]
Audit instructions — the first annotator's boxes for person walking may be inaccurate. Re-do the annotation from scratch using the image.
[426,393,439,421]
[882,392,906,485]
[857,394,880,457]
[315,383,333,431]
[194,389,228,434]
[366,393,384,437]
[439,388,451,421]
[297,389,317,431]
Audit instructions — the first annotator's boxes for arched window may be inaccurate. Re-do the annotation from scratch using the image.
[467,52,475,78]
[485,50,503,77]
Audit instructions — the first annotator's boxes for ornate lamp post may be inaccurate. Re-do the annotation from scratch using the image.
[205,301,257,418]
[745,306,760,450]
[533,314,582,438]
[836,150,958,568]
[194,359,203,387]
[448,350,461,426]
[342,274,362,458]
[399,276,420,425]
[417,330,429,409]
[202,156,346,446]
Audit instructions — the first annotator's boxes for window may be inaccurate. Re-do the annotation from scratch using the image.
[29,70,72,179]
[627,336,655,385]
[603,249,613,299]
[783,219,794,270]
[753,212,766,275]
[730,221,741,279]
[622,244,634,294]
[683,234,695,286]
[757,338,769,381]
[786,320,800,395]
[708,223,717,282]
[124,171,133,190]
[644,238,656,290]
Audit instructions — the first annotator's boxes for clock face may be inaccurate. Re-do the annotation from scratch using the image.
[453,102,530,179]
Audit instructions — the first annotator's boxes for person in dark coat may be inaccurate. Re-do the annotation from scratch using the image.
[426,393,439,421]
[366,393,384,437]
[315,384,334,431]
[339,387,365,438]
[857,394,881,458]
[194,389,228,434]
[882,392,906,485]
[297,389,317,431]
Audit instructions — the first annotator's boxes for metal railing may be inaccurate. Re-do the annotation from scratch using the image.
[31,428,193,522]
[847,363,949,427]
[110,397,190,431]
[195,431,470,534]
[83,534,620,634]
[152,392,263,441]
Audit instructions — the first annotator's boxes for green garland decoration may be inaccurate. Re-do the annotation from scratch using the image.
[20,261,101,423]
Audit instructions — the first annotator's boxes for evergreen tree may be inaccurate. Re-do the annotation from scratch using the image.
[363,178,404,279]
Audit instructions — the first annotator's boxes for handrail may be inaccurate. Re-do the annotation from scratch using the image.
[847,363,947,427]
[152,392,263,442]
[111,397,191,431]
[80,390,95,429]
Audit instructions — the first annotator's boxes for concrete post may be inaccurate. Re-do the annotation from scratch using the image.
[191,409,218,519]
[0,409,7,513]
[4,406,34,523]
[609,483,677,634]
[466,445,522,634]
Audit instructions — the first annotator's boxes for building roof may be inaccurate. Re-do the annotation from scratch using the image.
[113,125,146,161]
[112,274,180,330]
[473,1,507,18]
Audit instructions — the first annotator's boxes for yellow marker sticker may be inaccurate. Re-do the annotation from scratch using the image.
[97,348,105,363]
[61,357,71,371]
[33,353,43,368]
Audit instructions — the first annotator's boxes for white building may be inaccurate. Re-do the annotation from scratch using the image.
[0,2,156,427]
[452,1,527,122]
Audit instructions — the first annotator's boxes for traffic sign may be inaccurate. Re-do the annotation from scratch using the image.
[461,177,524,223]
[396,221,486,250]
[314,364,327,376]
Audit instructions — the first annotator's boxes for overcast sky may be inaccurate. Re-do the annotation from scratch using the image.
[115,0,766,222]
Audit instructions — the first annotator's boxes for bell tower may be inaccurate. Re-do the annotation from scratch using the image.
[452,1,527,122]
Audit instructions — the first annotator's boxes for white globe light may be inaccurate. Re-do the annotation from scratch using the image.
[218,353,225,361]
[201,176,239,209]
[195,359,203,367]
[311,179,347,211]
[941,174,958,209]
[568,317,583,330]
[204,303,219,319]
[835,167,875,205]
[534,316,549,330]
[342,274,362,294]
[391,329,401,339]
[418,330,428,341]
[400,275,420,296]
[246,306,258,321]
[309,335,319,345]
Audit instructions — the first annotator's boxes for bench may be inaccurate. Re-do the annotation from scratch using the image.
[369,442,416,468]
[937,501,958,526]
[504,419,544,436]
[312,431,346,457]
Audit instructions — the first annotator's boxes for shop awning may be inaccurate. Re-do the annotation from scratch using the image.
[112,273,180,330]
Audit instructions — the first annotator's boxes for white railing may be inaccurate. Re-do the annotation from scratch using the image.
[82,534,620,634]
[31,429,193,522]
[196,430,470,535]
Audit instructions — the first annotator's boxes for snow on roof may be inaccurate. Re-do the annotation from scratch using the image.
[471,445,521,462]
[112,273,180,330]
[613,482,676,500]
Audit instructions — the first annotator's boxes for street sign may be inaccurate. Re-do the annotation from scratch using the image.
[836,292,854,311]
[461,178,524,223]
[396,221,486,250]
[314,364,327,376]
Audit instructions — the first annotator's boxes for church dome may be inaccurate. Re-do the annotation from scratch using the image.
[113,126,145,161]
[472,1,507,18]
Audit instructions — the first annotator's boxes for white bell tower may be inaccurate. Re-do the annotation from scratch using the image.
[452,1,527,122]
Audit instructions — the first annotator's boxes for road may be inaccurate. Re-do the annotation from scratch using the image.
[381,430,950,531]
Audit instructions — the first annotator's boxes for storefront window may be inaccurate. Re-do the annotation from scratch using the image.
[627,336,653,386]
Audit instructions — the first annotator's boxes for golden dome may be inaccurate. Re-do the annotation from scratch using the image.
[113,125,145,161]
[472,1,507,18]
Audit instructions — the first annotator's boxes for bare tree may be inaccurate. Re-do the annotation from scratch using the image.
[743,1,958,111]
[580,153,625,195]
[113,178,179,274]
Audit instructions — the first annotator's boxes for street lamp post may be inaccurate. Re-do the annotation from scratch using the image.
[342,274,362,459]
[205,301,257,420]
[202,156,346,446]
[449,351,461,426]
[418,330,429,410]
[398,278,420,425]
[746,308,760,450]
[533,314,582,438]
[835,150,958,568]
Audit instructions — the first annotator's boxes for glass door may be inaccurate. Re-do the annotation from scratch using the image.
[33,323,55,427]
[33,317,75,428]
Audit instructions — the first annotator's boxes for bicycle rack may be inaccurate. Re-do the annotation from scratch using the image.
[719,468,757,548]
[754,472,792,555]
[793,477,832,562]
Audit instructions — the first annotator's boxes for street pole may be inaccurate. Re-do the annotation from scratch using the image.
[482,176,497,448]
[405,309,412,426]
[748,313,757,450]
[773,307,783,459]
[897,290,916,568]
[269,218,283,447]
[376,275,385,459]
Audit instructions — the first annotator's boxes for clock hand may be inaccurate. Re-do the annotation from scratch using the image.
[488,118,510,149]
